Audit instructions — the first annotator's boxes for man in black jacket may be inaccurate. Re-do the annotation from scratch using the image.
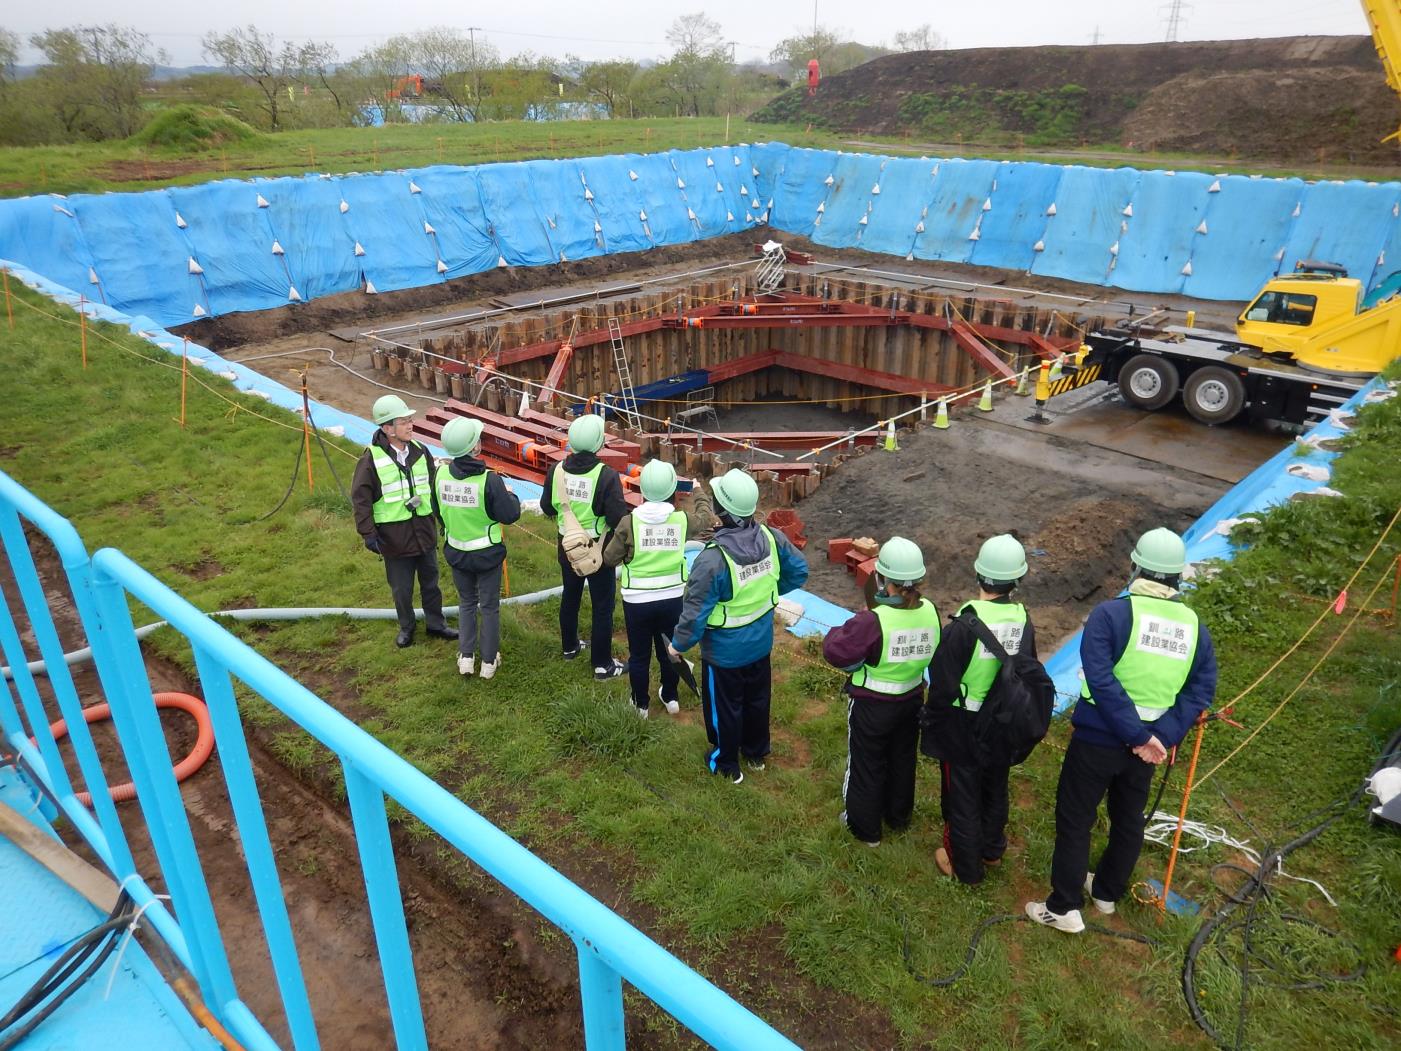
[351,395,457,648]
[539,413,630,679]
[922,535,1036,885]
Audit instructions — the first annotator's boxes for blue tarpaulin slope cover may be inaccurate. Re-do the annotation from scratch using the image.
[2,144,1400,328]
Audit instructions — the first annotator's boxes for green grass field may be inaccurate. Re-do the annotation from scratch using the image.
[1,281,1399,1047]
[0,116,1389,200]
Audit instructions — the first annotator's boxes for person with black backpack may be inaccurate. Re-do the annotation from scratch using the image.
[922,534,1051,884]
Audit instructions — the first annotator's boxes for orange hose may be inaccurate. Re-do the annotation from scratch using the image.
[46,692,216,805]
[1158,712,1208,919]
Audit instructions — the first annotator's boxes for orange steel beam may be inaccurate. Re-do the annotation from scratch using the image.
[539,341,575,404]
[947,319,1018,381]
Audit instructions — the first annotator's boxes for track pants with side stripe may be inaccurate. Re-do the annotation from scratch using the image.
[843,693,922,844]
[700,657,771,776]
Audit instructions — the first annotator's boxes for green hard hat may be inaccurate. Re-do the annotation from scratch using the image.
[640,459,678,502]
[441,417,483,457]
[568,414,606,453]
[974,534,1028,582]
[875,536,926,584]
[710,469,759,518]
[1132,527,1187,575]
[372,394,415,424]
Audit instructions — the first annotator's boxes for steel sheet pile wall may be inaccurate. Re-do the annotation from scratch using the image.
[3,145,1399,334]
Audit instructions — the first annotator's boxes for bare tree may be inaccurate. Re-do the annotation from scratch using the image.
[0,29,19,85]
[666,13,727,59]
[30,25,163,138]
[891,25,948,52]
[202,26,332,130]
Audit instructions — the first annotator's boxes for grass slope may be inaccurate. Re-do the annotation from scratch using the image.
[1,282,1398,1048]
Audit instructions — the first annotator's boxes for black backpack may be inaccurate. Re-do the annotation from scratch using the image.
[962,612,1055,766]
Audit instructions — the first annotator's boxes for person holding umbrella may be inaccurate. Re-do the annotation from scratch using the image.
[603,459,716,717]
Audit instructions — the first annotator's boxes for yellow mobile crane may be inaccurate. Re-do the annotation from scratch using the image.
[1361,0,1401,141]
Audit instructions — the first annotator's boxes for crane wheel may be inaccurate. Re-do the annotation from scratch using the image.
[1118,353,1180,411]
[1183,366,1246,425]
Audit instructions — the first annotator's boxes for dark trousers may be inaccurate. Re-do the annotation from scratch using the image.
[939,760,1011,884]
[623,597,682,709]
[557,551,616,662]
[701,657,771,775]
[450,562,503,662]
[843,694,920,844]
[383,550,446,633]
[1046,735,1156,914]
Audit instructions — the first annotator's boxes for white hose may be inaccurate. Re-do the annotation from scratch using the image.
[2,588,564,680]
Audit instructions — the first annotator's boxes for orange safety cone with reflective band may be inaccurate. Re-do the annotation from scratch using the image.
[977,381,994,412]
[933,399,950,429]
[883,418,898,451]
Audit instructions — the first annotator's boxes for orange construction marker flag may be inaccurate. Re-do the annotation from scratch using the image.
[1333,589,1348,614]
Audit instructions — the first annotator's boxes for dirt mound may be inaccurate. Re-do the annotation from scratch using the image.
[753,35,1400,166]
[1124,66,1399,161]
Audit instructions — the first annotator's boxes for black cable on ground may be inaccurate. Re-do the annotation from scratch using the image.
[251,433,305,523]
[308,418,351,503]
[1145,748,1176,820]
[901,912,1158,987]
[0,890,134,1050]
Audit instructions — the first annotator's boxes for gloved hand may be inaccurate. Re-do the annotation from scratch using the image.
[363,535,382,554]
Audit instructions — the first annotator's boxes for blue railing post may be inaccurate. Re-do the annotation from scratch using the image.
[342,758,428,1051]
[84,564,241,1016]
[190,643,321,1051]
[576,941,627,1050]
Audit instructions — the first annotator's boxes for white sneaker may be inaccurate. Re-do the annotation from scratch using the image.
[456,655,474,676]
[1024,900,1085,934]
[479,656,500,680]
[1084,874,1115,915]
[634,704,649,720]
[658,687,680,716]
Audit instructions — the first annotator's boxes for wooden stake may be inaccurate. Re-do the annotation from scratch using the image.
[2,268,12,329]
[1158,713,1208,918]
[78,294,88,369]
[502,558,511,598]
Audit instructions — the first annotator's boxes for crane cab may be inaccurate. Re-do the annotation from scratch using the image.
[1236,266,1364,358]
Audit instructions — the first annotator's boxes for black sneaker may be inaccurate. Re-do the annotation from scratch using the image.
[593,658,625,681]
[562,638,588,660]
[729,769,744,785]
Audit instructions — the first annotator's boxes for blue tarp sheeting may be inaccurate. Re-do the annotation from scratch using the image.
[5,143,1401,331]
[1280,180,1398,288]
[1031,165,1141,285]
[338,173,443,292]
[1112,171,1214,294]
[169,182,292,316]
[1182,175,1304,301]
[914,158,1000,264]
[70,192,203,327]
[969,162,1065,272]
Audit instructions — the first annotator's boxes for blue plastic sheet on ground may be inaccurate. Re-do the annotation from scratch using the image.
[576,154,655,255]
[0,195,98,299]
[767,147,835,237]
[169,182,292,315]
[258,175,364,300]
[70,191,204,327]
[912,158,1000,264]
[405,166,502,279]
[1281,180,1398,286]
[1031,165,1141,286]
[1043,378,1382,711]
[1112,171,1214,294]
[969,162,1065,272]
[337,172,443,292]
[1182,175,1303,301]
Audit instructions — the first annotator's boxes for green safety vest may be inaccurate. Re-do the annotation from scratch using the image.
[436,469,502,552]
[1082,594,1200,722]
[956,599,1028,712]
[851,599,941,696]
[619,511,688,593]
[370,446,433,524]
[705,527,782,629]
[555,463,606,538]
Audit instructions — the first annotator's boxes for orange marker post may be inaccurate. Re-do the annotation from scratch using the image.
[1158,712,1209,919]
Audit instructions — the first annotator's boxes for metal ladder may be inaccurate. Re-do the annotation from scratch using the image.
[755,242,787,294]
[608,317,642,431]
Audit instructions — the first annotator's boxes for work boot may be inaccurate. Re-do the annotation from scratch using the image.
[1024,901,1085,934]
[395,628,414,648]
[426,626,458,641]
[457,654,475,676]
[1085,873,1116,915]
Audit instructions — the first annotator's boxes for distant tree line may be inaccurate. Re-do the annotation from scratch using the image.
[0,17,946,146]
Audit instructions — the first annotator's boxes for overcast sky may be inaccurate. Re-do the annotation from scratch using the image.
[7,1,1372,66]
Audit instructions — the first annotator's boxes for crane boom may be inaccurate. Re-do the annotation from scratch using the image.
[1361,0,1401,139]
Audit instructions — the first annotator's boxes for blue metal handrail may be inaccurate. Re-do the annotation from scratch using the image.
[0,469,797,1050]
